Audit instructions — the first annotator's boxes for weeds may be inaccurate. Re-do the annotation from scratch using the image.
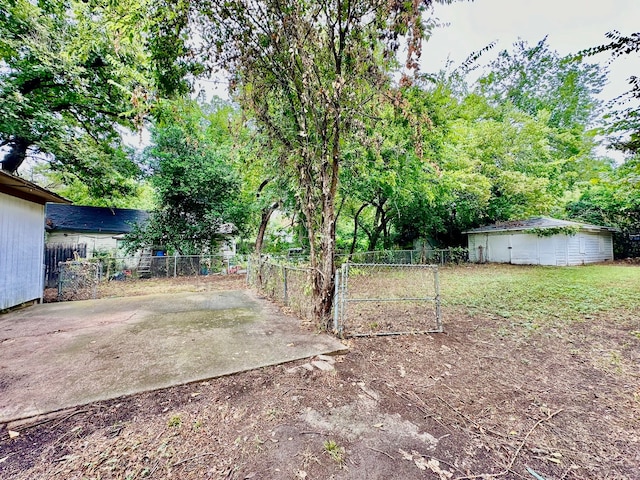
[167,415,182,428]
[323,440,345,465]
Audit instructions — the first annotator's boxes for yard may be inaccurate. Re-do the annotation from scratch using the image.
[2,264,639,479]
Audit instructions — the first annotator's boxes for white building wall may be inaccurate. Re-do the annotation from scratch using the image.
[0,193,45,310]
[567,232,614,265]
[47,232,119,257]
[510,234,539,265]
[468,231,614,266]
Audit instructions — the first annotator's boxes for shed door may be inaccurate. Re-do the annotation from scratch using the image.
[487,234,512,263]
[538,237,557,266]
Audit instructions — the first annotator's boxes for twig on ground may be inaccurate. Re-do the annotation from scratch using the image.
[173,452,219,467]
[415,452,460,472]
[366,446,395,460]
[454,409,563,480]
[433,393,509,439]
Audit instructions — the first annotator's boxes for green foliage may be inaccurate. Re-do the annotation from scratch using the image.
[529,226,581,237]
[123,98,248,255]
[579,31,640,154]
[477,37,606,131]
[323,440,345,465]
[0,0,154,199]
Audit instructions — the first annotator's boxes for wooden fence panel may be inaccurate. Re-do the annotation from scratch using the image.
[44,244,87,288]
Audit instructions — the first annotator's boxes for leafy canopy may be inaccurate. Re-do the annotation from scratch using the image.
[124,98,248,255]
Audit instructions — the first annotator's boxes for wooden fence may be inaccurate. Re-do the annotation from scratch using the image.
[44,243,87,288]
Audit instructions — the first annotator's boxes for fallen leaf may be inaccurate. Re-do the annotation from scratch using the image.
[8,431,19,439]
[398,448,413,461]
[414,456,428,470]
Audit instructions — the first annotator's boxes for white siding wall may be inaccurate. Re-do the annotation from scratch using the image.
[567,232,613,265]
[554,235,569,266]
[1,193,45,310]
[47,232,119,257]
[510,234,539,265]
[468,234,477,262]
[467,231,613,266]
[468,234,490,263]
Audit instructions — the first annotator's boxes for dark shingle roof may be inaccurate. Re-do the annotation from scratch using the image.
[463,216,618,234]
[45,204,149,234]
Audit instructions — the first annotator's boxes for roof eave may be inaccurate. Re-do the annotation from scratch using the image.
[0,171,71,205]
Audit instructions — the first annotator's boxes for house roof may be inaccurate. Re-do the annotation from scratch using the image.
[0,170,71,205]
[463,216,618,234]
[45,204,149,234]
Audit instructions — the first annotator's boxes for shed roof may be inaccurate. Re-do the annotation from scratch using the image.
[0,170,70,205]
[463,216,618,234]
[45,204,149,234]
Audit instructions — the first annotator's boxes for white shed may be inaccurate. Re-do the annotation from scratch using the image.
[464,217,617,266]
[1,171,70,310]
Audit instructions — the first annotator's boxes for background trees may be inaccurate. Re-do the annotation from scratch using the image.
[124,99,248,255]
[0,0,154,199]
[188,0,454,324]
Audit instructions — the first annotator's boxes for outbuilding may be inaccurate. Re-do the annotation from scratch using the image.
[45,204,149,257]
[0,171,70,310]
[464,217,617,266]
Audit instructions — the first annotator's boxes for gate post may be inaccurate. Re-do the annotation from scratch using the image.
[282,265,288,305]
[333,269,340,334]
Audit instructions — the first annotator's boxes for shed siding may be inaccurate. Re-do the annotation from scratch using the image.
[510,234,539,265]
[567,232,613,265]
[467,231,613,266]
[1,193,45,309]
[554,235,568,266]
[468,234,478,262]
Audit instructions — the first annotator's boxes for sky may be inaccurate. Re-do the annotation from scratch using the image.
[421,0,640,103]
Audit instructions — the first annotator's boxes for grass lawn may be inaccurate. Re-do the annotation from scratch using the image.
[441,263,640,326]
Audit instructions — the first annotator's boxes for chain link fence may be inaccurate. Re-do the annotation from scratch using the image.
[98,254,247,280]
[336,247,468,266]
[247,257,315,322]
[334,263,441,337]
[57,261,100,301]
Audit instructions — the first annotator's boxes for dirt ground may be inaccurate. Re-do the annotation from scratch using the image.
[2,275,639,479]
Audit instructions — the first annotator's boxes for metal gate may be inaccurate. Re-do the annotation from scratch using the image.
[334,263,442,337]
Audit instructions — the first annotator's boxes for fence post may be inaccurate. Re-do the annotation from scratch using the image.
[333,269,340,334]
[434,267,442,332]
[340,263,349,336]
[282,265,288,305]
[174,253,178,277]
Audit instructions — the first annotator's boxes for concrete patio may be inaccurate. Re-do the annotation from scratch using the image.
[0,290,346,424]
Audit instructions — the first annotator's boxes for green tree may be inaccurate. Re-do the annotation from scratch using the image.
[124,99,247,254]
[187,0,455,325]
[477,37,606,131]
[579,30,640,154]
[0,0,155,199]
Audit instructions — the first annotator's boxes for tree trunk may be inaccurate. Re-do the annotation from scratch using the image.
[1,137,30,173]
[254,201,279,255]
[349,203,368,259]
